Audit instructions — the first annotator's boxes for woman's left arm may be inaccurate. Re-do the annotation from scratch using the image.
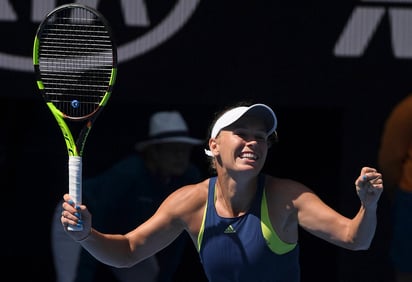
[296,166,383,250]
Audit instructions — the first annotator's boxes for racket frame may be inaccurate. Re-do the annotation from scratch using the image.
[33,4,117,231]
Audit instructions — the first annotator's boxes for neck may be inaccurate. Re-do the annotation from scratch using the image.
[215,176,257,217]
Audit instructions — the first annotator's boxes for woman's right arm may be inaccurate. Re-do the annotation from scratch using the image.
[61,182,206,268]
[61,194,142,268]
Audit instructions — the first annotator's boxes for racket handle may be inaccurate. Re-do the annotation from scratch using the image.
[68,156,83,231]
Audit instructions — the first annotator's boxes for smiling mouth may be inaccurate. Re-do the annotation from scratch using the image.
[240,152,258,160]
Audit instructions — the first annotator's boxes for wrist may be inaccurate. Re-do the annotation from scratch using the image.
[76,229,92,243]
[361,202,378,212]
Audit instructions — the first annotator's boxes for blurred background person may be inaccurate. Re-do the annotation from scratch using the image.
[51,110,205,282]
[378,94,412,282]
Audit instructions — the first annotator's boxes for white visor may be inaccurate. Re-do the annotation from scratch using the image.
[205,103,277,156]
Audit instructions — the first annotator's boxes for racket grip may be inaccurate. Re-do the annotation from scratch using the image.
[68,156,83,231]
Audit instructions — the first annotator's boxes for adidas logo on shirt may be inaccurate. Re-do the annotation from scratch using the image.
[224,225,236,233]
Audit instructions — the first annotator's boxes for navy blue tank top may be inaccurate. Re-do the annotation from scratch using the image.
[198,175,300,282]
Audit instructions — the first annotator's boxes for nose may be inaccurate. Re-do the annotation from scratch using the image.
[245,138,258,146]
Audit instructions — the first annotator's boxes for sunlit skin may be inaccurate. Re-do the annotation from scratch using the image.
[60,110,383,272]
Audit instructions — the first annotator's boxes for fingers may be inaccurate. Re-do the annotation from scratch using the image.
[355,167,383,189]
[354,167,384,208]
[61,194,84,230]
[356,167,383,196]
[60,194,92,242]
[61,206,83,229]
[361,166,377,177]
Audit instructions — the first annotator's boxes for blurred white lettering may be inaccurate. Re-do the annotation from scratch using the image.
[334,1,412,58]
[0,0,200,72]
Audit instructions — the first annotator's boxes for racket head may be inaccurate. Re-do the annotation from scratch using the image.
[33,4,117,121]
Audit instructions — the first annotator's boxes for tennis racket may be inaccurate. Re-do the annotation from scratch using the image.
[33,4,117,231]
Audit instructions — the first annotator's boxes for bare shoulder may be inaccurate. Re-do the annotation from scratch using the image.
[264,175,316,205]
[261,175,318,242]
[158,178,209,225]
[167,179,209,210]
[265,175,312,193]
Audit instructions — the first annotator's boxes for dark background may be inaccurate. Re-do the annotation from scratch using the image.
[0,1,406,281]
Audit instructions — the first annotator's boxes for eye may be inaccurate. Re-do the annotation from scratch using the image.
[233,129,247,139]
[234,129,267,142]
[255,135,267,142]
[236,132,247,139]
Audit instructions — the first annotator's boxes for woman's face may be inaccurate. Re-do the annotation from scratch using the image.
[213,115,269,173]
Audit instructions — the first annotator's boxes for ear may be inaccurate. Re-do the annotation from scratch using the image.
[208,138,219,156]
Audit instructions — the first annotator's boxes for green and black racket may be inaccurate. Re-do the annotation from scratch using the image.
[33,4,117,231]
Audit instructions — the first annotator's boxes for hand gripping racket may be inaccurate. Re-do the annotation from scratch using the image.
[33,4,117,231]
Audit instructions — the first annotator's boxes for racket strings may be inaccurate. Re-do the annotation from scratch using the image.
[38,7,114,119]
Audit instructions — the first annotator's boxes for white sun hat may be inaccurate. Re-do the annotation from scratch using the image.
[135,111,203,151]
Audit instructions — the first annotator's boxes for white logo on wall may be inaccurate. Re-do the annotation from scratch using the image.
[0,0,201,72]
[334,0,412,58]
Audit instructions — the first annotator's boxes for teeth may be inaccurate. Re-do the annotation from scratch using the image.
[241,153,257,160]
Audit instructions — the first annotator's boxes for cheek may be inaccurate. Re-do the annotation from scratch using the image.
[260,141,269,150]
[227,135,243,146]
[259,143,269,156]
[215,135,243,155]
